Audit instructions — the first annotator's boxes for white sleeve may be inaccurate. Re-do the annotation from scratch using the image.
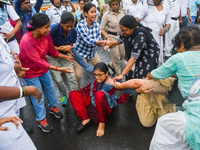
[137,3,148,20]
[6,5,20,21]
[165,5,171,25]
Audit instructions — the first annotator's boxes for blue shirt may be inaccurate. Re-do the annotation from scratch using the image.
[14,0,43,35]
[73,19,101,60]
[50,23,77,54]
[74,9,82,21]
[189,0,200,17]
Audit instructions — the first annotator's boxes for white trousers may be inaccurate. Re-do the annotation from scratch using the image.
[7,39,20,54]
[165,19,180,57]
[150,111,192,150]
[0,121,36,150]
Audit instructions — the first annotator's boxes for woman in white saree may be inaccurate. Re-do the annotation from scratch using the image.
[137,0,171,64]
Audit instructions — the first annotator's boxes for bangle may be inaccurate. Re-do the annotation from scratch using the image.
[163,28,168,33]
[105,36,108,39]
[22,87,25,97]
[122,73,125,76]
[12,53,18,57]
[102,40,106,47]
[19,86,23,98]
[24,86,27,96]
[55,66,58,71]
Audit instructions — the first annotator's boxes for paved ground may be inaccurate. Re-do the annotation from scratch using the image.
[20,47,155,150]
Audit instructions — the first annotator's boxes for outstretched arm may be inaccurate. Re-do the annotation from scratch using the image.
[72,48,94,75]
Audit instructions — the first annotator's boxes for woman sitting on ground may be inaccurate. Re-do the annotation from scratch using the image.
[69,48,151,137]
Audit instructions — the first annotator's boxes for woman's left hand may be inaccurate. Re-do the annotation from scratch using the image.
[14,63,29,78]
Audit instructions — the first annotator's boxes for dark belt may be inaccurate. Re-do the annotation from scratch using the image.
[171,17,178,20]
[4,36,16,43]
[107,31,119,36]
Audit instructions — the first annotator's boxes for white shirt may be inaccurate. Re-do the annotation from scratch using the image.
[125,1,143,18]
[122,0,132,10]
[0,35,26,118]
[0,4,19,35]
[46,5,67,25]
[179,0,189,17]
[66,4,73,12]
[164,0,180,18]
[92,0,100,16]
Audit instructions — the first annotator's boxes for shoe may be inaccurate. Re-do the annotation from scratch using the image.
[49,106,63,118]
[108,64,116,74]
[61,94,69,106]
[37,118,53,132]
[76,120,92,133]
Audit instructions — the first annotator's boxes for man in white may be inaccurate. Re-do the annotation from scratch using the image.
[125,0,143,18]
[0,0,22,54]
[46,0,67,25]
[164,0,180,57]
[179,0,192,28]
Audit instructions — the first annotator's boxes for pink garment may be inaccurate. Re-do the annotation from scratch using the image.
[19,32,59,79]
[9,18,21,43]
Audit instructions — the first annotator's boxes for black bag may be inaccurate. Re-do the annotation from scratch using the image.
[167,80,185,106]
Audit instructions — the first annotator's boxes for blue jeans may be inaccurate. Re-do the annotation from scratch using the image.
[24,70,57,121]
[188,16,197,26]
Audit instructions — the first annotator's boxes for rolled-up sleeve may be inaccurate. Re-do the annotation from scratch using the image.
[151,55,177,79]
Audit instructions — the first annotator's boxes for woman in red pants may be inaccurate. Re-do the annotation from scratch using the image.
[69,49,145,137]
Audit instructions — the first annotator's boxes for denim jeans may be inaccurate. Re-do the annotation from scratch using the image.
[188,16,197,26]
[24,70,57,121]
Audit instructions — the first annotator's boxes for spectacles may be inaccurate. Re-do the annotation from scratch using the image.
[94,73,105,78]
[121,28,129,33]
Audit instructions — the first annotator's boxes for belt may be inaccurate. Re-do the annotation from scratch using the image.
[107,31,120,36]
[171,17,178,20]
[4,36,16,43]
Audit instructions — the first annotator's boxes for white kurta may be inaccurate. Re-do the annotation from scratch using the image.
[0,36,36,150]
[150,111,192,150]
[138,3,171,63]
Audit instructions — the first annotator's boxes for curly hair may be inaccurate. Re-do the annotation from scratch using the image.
[174,26,200,51]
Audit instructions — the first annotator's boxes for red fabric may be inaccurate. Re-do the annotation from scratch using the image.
[70,87,112,123]
[9,18,21,43]
[118,93,130,104]
[19,32,59,79]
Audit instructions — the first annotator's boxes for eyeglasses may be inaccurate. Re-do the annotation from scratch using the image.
[120,28,129,33]
[94,73,105,78]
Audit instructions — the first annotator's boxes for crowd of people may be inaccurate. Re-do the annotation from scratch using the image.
[1,0,200,149]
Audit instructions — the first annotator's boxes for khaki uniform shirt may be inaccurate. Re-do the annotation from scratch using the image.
[101,9,126,34]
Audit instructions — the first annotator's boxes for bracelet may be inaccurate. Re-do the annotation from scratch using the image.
[55,66,58,71]
[24,86,27,96]
[105,36,108,40]
[102,40,106,47]
[22,87,25,97]
[122,73,125,76]
[163,28,168,33]
[19,86,23,98]
[12,53,18,57]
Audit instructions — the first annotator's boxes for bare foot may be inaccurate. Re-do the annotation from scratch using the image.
[82,119,90,125]
[96,123,105,137]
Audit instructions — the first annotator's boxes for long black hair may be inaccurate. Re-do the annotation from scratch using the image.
[174,26,200,51]
[119,15,152,32]
[26,13,50,31]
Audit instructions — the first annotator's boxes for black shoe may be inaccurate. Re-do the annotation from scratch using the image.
[108,64,116,74]
[76,120,92,133]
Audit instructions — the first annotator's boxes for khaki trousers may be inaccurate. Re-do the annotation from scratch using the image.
[74,51,101,88]
[136,79,176,127]
[47,55,79,96]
